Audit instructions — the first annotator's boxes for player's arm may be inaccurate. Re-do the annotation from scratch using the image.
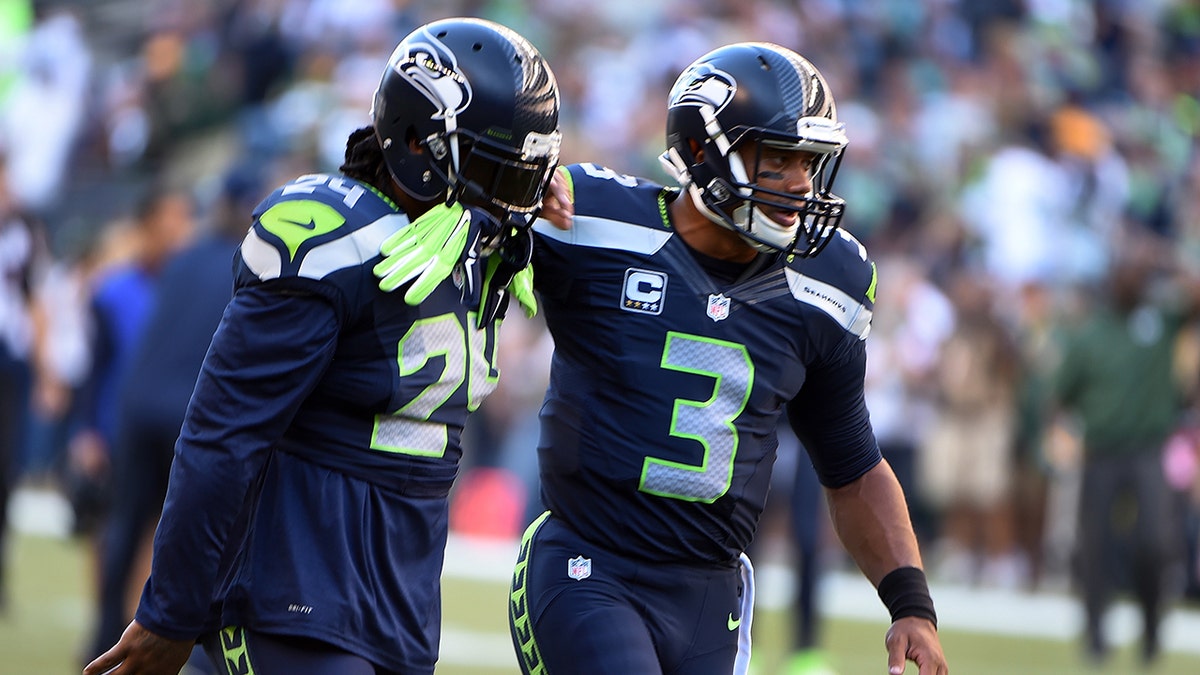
[826,463,945,675]
[788,343,947,675]
[85,285,339,675]
[140,285,339,632]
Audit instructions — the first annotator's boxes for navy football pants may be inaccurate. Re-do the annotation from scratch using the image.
[201,627,403,675]
[510,513,753,675]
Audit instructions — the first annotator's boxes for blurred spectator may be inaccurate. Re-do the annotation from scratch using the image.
[65,185,194,642]
[1050,232,1199,666]
[919,269,1024,588]
[135,28,235,171]
[863,256,954,547]
[23,233,97,486]
[1009,280,1064,591]
[0,0,33,107]
[0,5,91,219]
[0,156,49,612]
[85,163,263,668]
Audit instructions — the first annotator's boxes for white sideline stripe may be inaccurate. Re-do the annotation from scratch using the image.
[443,534,1200,655]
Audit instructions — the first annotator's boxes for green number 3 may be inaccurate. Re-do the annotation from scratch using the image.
[639,331,753,503]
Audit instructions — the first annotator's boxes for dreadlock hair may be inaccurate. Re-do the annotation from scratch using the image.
[340,126,394,197]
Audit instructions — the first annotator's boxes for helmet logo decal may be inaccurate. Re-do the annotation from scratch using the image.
[391,28,473,121]
[668,63,736,113]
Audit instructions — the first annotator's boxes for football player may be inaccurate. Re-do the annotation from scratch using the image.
[378,42,947,675]
[83,17,560,675]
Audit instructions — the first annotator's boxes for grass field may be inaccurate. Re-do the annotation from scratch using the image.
[5,531,1200,675]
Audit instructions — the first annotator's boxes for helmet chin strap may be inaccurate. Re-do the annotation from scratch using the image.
[731,203,798,252]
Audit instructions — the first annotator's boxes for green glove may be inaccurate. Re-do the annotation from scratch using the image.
[374,202,474,304]
[475,227,536,327]
[508,264,536,318]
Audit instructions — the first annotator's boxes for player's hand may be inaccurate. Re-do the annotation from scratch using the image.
[477,226,535,327]
[82,620,195,675]
[885,616,947,675]
[539,167,573,230]
[374,202,499,303]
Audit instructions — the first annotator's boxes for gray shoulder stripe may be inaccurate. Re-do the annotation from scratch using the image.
[784,268,873,340]
[241,228,281,281]
[242,214,407,281]
[534,215,672,254]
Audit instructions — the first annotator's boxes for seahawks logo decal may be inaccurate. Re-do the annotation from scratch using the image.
[668,63,736,113]
[389,27,472,121]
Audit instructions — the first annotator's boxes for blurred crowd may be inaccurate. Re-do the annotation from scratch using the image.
[4,0,1200,660]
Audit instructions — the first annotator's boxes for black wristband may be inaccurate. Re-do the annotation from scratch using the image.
[877,566,938,628]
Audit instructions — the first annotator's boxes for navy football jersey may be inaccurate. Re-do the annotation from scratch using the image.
[136,174,501,673]
[532,163,883,566]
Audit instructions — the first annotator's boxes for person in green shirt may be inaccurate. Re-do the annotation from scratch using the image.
[1052,238,1198,666]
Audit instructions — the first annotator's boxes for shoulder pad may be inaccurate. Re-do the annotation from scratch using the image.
[238,174,406,283]
[783,229,876,340]
[532,164,673,254]
[566,163,668,223]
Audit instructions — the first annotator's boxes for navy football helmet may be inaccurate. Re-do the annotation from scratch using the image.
[660,42,848,256]
[372,18,561,221]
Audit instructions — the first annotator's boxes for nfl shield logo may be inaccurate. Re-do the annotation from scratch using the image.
[707,293,730,322]
[567,555,592,581]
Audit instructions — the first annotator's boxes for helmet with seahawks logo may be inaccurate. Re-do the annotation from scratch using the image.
[372,18,561,221]
[660,42,848,256]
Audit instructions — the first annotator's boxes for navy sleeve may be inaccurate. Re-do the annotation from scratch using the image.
[787,338,882,489]
[134,283,340,638]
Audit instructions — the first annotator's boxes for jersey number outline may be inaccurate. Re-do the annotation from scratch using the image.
[370,312,499,457]
[639,331,753,503]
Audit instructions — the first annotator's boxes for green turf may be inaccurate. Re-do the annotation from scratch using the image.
[2,533,91,675]
[6,531,1200,674]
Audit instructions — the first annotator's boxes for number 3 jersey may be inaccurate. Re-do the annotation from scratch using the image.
[533,164,884,567]
[136,174,500,674]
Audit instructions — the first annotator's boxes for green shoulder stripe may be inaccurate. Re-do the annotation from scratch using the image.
[242,212,406,282]
[258,200,346,262]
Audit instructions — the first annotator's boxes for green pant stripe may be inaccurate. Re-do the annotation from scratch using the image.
[510,511,551,675]
[218,625,256,675]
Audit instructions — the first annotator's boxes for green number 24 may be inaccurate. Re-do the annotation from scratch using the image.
[370,312,498,458]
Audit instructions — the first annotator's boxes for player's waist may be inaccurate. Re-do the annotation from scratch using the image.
[275,441,458,497]
[543,503,743,570]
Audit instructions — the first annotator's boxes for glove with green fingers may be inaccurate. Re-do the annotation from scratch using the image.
[476,227,536,327]
[373,202,501,304]
[508,264,536,318]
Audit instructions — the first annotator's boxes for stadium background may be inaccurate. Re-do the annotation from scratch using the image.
[4,0,1200,673]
